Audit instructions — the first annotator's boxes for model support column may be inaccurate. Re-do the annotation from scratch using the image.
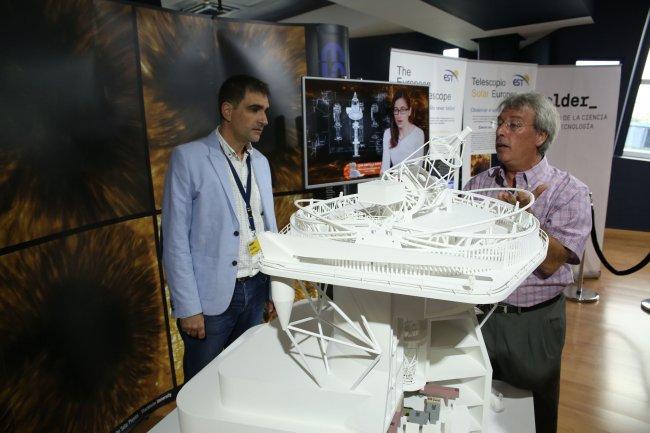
[272,277,295,330]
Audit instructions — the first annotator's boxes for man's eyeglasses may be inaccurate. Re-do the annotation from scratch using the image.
[393,107,410,115]
[496,118,530,132]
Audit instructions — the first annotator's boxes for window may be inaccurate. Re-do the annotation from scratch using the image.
[575,60,621,66]
[443,48,459,58]
[622,48,650,159]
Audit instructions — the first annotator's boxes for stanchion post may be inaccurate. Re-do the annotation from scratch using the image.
[642,299,650,313]
[564,249,600,303]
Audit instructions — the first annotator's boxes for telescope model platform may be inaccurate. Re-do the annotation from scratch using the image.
[177,128,548,433]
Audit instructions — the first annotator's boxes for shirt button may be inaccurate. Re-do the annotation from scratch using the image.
[232,260,238,266]
[234,231,239,236]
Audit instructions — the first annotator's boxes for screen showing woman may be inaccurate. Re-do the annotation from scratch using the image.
[381,90,426,173]
[303,77,428,188]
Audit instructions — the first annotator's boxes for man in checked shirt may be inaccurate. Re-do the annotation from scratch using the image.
[464,92,591,433]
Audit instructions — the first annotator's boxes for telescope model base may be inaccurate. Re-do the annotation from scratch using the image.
[177,290,492,433]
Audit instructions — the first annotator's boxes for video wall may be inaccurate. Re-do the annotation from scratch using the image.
[0,0,346,431]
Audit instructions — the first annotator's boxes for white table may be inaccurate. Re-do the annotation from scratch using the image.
[149,380,534,433]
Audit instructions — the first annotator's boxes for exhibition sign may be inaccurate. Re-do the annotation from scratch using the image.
[386,49,622,277]
[537,65,621,277]
[461,60,537,185]
[389,49,467,186]
[389,49,467,138]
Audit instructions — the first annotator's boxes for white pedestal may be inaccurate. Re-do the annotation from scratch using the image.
[149,382,534,433]
[173,286,494,433]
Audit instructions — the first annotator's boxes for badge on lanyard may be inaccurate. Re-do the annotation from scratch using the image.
[248,236,261,256]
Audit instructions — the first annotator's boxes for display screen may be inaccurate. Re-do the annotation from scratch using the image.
[302,77,429,189]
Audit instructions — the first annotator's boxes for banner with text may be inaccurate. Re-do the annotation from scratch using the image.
[389,48,467,187]
[461,60,537,185]
[537,65,621,276]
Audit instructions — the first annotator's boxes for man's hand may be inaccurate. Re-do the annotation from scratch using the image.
[265,300,276,323]
[180,313,205,339]
[498,184,548,209]
[496,183,572,278]
[537,236,572,278]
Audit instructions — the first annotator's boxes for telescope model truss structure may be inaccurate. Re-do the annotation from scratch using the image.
[177,128,549,433]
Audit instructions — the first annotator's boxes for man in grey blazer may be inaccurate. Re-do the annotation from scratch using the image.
[162,75,278,381]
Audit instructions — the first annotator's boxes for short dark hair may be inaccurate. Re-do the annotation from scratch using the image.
[218,74,270,120]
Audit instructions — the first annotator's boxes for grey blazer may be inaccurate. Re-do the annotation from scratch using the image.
[162,129,277,318]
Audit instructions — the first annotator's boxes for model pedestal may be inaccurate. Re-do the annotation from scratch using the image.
[176,285,491,433]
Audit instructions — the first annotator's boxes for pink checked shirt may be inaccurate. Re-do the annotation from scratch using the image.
[464,157,592,307]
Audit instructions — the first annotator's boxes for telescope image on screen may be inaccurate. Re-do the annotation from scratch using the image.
[303,77,429,189]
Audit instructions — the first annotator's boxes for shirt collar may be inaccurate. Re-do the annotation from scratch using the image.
[488,156,550,189]
[523,156,550,188]
[216,126,252,159]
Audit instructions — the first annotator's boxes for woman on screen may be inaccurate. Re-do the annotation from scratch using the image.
[381,90,425,173]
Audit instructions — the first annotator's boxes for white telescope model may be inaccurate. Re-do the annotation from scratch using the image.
[177,128,548,433]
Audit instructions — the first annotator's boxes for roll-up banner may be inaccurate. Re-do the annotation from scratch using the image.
[461,60,537,185]
[537,65,621,277]
[388,48,467,187]
[386,48,622,277]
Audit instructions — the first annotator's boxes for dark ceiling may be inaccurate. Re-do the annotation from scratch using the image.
[151,0,596,28]
[139,0,601,48]
[226,0,332,21]
[421,0,595,31]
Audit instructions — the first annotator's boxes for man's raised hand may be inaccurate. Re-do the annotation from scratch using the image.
[497,184,548,208]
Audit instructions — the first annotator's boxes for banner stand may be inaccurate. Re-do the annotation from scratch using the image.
[642,299,650,313]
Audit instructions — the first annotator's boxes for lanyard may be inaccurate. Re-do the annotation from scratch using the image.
[223,149,256,232]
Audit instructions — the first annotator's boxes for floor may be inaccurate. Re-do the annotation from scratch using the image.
[133,228,650,433]
[559,228,650,433]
